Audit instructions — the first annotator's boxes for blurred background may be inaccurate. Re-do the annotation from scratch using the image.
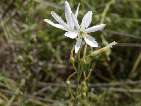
[0,0,141,105]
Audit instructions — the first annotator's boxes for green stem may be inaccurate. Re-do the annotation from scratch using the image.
[83,44,87,63]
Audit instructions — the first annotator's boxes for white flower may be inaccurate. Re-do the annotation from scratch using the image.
[71,11,106,53]
[44,1,106,53]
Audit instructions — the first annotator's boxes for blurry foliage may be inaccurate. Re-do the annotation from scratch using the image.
[0,0,141,105]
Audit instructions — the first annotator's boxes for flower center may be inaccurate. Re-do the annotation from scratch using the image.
[79,30,87,38]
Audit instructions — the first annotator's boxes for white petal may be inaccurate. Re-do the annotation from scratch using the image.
[71,13,80,30]
[81,11,92,29]
[44,19,66,30]
[64,31,78,39]
[85,24,106,33]
[84,35,98,47]
[51,11,69,30]
[64,1,74,29]
[75,38,82,53]
[75,3,80,18]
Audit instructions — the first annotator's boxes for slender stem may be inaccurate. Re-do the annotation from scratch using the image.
[70,48,77,72]
[129,52,141,78]
[85,64,96,81]
[77,49,82,83]
[66,81,75,101]
[100,0,115,23]
[83,44,87,62]
[67,72,77,81]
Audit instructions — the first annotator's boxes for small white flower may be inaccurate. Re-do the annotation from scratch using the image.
[44,1,106,53]
[71,11,106,53]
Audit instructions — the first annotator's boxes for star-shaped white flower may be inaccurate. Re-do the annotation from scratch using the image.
[44,1,106,53]
[71,11,106,53]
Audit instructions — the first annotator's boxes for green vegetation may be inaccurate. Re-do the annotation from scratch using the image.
[0,0,141,106]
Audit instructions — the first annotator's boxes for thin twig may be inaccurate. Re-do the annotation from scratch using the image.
[103,87,141,93]
[128,52,141,78]
[116,43,141,48]
[37,80,141,88]
[107,30,141,40]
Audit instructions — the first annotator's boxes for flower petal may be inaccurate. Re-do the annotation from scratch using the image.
[71,13,80,30]
[81,11,92,29]
[85,24,106,33]
[44,19,66,30]
[64,31,78,39]
[84,35,98,47]
[64,1,74,29]
[75,38,82,53]
[75,3,80,18]
[51,11,69,30]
